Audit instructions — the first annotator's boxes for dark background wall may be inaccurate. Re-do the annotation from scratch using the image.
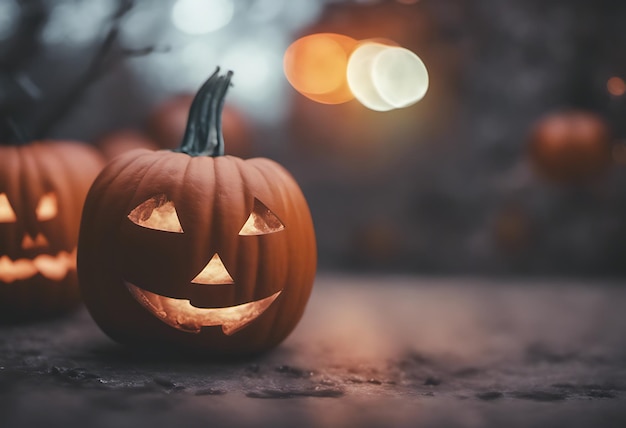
[1,0,625,276]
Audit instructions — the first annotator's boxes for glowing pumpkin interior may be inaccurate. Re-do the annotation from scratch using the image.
[124,194,287,335]
[0,192,77,283]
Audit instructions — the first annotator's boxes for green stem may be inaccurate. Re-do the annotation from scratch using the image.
[177,68,233,157]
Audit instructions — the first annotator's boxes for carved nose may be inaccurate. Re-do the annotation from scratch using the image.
[21,233,49,250]
[191,253,234,285]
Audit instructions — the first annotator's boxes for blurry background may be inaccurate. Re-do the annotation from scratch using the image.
[1,0,625,277]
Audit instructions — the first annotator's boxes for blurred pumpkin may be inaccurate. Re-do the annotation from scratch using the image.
[78,69,316,355]
[528,110,612,183]
[96,129,158,161]
[147,93,253,158]
[0,140,104,321]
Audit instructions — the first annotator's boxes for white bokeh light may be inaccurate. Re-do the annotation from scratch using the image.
[246,0,285,23]
[171,0,234,35]
[119,2,164,46]
[181,41,218,76]
[347,43,395,111]
[372,46,429,108]
[0,0,19,41]
[221,37,286,122]
[41,0,113,46]
[347,42,429,112]
[128,1,323,125]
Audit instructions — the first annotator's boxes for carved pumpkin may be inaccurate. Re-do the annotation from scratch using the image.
[528,111,612,183]
[78,69,317,355]
[0,141,104,320]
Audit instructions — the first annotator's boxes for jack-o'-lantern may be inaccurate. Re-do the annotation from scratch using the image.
[0,141,104,320]
[528,110,611,183]
[78,69,317,355]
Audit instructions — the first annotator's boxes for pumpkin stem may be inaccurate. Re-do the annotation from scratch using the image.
[177,68,233,157]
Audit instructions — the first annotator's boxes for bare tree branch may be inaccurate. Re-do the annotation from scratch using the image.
[35,0,164,139]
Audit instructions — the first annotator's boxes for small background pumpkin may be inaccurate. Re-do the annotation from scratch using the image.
[529,110,611,183]
[528,110,612,183]
[0,140,104,321]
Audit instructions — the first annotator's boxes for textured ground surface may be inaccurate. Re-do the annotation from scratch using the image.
[2,274,626,427]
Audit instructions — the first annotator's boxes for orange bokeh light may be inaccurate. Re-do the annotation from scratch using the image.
[284,33,358,104]
[607,77,626,96]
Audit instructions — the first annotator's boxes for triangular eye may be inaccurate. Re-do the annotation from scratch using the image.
[128,194,184,233]
[238,198,285,236]
[0,193,17,223]
[36,193,58,221]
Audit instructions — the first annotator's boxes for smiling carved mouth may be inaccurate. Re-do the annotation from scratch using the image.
[0,249,77,283]
[125,282,282,335]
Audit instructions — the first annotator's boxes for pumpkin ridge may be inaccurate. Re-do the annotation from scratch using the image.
[106,152,189,294]
[81,149,153,232]
[179,152,195,258]
[98,151,164,253]
[125,151,176,219]
[186,156,216,286]
[248,159,293,341]
[211,156,240,306]
[264,158,316,333]
[232,157,261,307]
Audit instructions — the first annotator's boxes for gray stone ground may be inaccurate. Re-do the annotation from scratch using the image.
[2,275,626,427]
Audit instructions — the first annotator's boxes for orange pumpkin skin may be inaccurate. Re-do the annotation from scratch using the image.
[78,71,316,355]
[0,141,104,321]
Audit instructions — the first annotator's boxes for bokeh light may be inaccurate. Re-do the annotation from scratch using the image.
[171,0,234,35]
[607,76,626,97]
[0,0,19,41]
[247,0,286,23]
[285,34,429,111]
[41,0,113,46]
[119,2,163,46]
[346,42,394,111]
[221,35,286,122]
[347,42,429,111]
[372,46,428,108]
[284,33,357,104]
